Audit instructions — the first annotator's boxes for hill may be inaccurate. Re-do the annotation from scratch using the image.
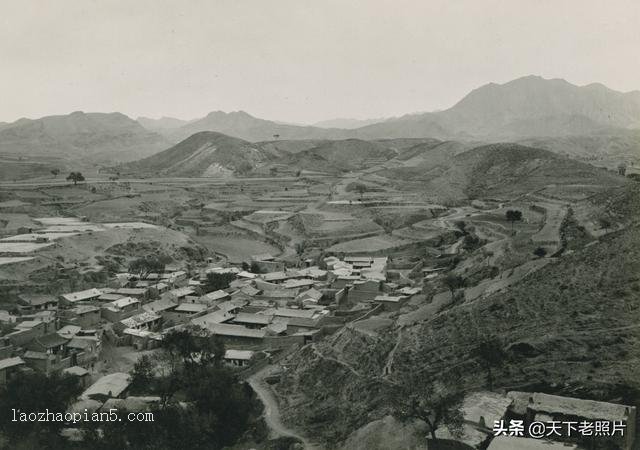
[0,111,169,163]
[280,139,398,174]
[379,142,625,201]
[120,131,277,177]
[137,116,192,132]
[351,76,640,140]
[168,110,348,143]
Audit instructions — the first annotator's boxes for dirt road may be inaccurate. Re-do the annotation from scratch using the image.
[248,366,322,450]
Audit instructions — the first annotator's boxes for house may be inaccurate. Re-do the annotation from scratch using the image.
[202,289,230,304]
[16,294,57,312]
[166,287,196,302]
[191,309,235,328]
[64,305,101,328]
[204,323,266,346]
[101,297,141,322]
[67,336,101,363]
[81,372,130,402]
[373,295,408,311]
[5,320,52,346]
[59,288,103,307]
[150,282,169,294]
[296,288,323,305]
[224,350,254,367]
[143,298,177,317]
[0,357,25,385]
[119,312,161,331]
[63,366,91,388]
[344,256,374,268]
[26,333,69,355]
[122,328,163,350]
[115,287,149,301]
[232,312,273,329]
[508,391,636,450]
[282,278,316,290]
[164,303,207,323]
[97,293,125,303]
[261,271,297,284]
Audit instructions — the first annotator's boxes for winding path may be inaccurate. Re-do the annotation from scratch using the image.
[248,366,322,450]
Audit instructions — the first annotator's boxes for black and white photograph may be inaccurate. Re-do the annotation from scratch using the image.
[0,1,639,449]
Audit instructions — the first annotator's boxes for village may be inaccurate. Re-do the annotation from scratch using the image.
[0,206,637,449]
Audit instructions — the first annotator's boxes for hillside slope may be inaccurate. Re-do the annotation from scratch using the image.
[280,139,398,173]
[121,131,276,177]
[379,143,625,201]
[275,183,640,446]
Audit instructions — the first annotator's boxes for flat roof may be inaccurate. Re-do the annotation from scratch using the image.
[234,312,273,325]
[224,349,254,360]
[81,373,130,399]
[174,303,207,313]
[208,323,266,339]
[61,288,102,302]
[509,391,634,421]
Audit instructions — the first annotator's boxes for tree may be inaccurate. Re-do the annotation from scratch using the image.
[472,338,506,390]
[618,163,627,176]
[505,209,523,231]
[394,374,464,442]
[355,183,366,201]
[0,372,81,446]
[599,217,612,233]
[443,273,465,297]
[50,168,60,178]
[205,272,236,292]
[533,247,547,258]
[129,354,155,394]
[66,171,85,185]
[128,254,171,279]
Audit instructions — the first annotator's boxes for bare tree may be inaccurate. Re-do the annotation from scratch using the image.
[394,373,465,442]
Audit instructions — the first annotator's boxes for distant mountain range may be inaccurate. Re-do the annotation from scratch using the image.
[0,111,169,163]
[136,76,640,143]
[2,76,639,167]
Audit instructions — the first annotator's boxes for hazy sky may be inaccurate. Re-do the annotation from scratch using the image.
[1,0,639,124]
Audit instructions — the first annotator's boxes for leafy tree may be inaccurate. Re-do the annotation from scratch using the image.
[250,261,262,274]
[0,372,81,446]
[205,272,236,292]
[443,273,465,297]
[129,354,155,394]
[128,254,171,278]
[505,209,523,230]
[533,247,547,258]
[394,374,464,442]
[472,338,506,390]
[66,171,85,185]
[101,328,252,450]
[599,217,612,233]
[50,168,60,178]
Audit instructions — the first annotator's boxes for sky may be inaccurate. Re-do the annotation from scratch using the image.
[1,0,639,124]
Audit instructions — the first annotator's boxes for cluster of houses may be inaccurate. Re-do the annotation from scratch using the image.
[0,253,426,389]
